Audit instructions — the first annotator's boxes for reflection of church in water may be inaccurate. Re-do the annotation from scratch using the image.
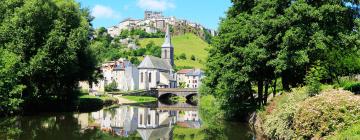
[90,106,200,140]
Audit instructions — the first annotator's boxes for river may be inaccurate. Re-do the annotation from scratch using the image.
[0,101,255,140]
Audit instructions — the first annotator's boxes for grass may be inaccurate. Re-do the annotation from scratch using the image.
[121,96,157,103]
[139,33,209,69]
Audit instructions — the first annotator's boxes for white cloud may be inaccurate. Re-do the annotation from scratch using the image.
[137,0,175,11]
[91,5,120,19]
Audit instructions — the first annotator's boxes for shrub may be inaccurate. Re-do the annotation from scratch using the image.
[343,82,360,94]
[262,87,308,139]
[293,90,360,139]
[105,80,117,92]
[328,122,360,140]
[179,53,187,60]
[191,55,196,61]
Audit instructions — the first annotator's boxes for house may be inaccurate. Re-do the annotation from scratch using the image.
[138,25,176,90]
[176,69,193,87]
[113,59,139,91]
[79,59,139,93]
[177,69,204,89]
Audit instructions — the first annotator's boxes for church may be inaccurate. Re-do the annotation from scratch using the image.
[138,25,177,90]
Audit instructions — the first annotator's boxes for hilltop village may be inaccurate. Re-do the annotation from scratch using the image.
[107,11,216,38]
[80,25,204,93]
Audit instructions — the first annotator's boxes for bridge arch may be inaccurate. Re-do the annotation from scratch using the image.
[158,92,177,100]
[185,93,197,100]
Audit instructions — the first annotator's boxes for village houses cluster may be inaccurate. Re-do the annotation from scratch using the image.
[80,25,204,93]
[107,11,217,38]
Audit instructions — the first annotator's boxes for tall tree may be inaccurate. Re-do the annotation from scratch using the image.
[202,0,360,120]
[0,0,96,115]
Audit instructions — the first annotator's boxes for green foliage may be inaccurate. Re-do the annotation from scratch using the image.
[202,0,360,119]
[77,96,103,112]
[190,55,196,61]
[343,82,360,94]
[105,80,118,92]
[262,87,309,139]
[328,122,360,140]
[179,53,187,60]
[305,65,327,96]
[119,29,164,39]
[178,82,186,88]
[0,0,96,115]
[294,90,360,139]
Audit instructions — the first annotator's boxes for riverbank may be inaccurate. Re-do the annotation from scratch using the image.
[253,86,360,139]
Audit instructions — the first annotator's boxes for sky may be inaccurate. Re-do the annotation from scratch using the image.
[75,0,232,30]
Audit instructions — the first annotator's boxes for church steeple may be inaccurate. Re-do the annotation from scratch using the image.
[161,25,174,66]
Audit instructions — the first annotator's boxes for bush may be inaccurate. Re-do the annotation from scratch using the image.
[293,90,360,139]
[191,55,196,61]
[105,80,117,92]
[179,53,187,60]
[262,87,308,139]
[328,122,360,140]
[343,82,360,94]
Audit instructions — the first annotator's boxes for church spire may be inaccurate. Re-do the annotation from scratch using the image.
[161,24,174,66]
[162,25,172,48]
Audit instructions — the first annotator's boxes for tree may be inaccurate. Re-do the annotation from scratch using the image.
[202,0,360,120]
[179,53,187,60]
[191,55,196,61]
[0,0,96,115]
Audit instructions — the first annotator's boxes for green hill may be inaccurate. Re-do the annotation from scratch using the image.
[139,33,209,69]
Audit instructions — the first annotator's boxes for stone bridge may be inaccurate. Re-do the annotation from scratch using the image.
[155,88,198,100]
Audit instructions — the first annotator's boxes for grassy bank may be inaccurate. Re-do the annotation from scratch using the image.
[121,96,157,103]
[77,94,118,112]
[256,86,360,139]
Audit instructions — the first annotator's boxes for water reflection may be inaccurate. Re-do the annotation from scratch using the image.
[85,105,201,139]
[0,102,254,140]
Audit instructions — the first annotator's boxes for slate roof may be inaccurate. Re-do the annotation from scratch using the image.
[138,56,172,70]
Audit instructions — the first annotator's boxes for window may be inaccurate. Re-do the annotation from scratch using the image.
[164,50,168,59]
[140,114,143,125]
[149,72,152,83]
[141,72,143,83]
[148,115,151,125]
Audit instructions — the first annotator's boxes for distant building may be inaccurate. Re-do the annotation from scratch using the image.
[144,11,163,20]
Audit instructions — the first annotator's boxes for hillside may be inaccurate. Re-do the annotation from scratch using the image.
[139,33,209,69]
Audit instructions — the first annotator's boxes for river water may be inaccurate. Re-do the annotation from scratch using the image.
[0,101,255,140]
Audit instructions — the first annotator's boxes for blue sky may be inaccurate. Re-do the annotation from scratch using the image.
[76,0,232,30]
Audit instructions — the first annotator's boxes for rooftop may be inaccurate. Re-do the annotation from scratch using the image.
[138,55,172,70]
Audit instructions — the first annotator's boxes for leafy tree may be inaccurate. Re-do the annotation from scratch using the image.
[202,0,360,120]
[0,0,96,115]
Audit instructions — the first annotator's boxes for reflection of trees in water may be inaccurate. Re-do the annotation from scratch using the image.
[0,114,140,140]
